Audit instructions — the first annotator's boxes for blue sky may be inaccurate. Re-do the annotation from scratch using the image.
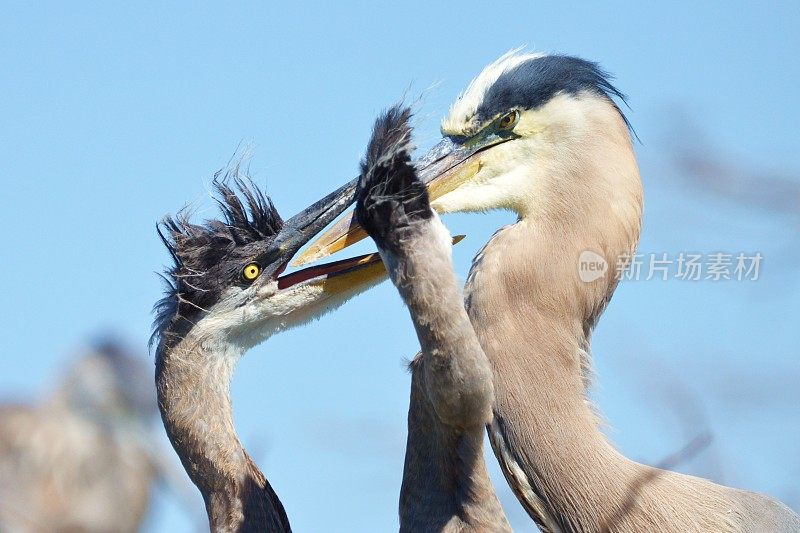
[1,1,798,531]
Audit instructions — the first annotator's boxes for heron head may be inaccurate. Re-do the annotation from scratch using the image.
[433,51,633,216]
[293,50,640,266]
[152,171,384,354]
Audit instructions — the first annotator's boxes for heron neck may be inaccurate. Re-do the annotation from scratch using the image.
[156,335,290,532]
[465,219,744,531]
[466,216,643,530]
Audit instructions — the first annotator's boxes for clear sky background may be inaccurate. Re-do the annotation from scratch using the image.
[1,1,798,531]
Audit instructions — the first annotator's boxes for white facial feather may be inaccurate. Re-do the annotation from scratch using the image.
[433,92,636,221]
[189,274,385,355]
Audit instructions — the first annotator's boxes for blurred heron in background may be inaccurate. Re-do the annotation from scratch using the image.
[299,51,800,531]
[0,339,193,532]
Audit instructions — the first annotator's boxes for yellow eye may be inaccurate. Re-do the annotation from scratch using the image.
[242,262,261,282]
[498,111,518,130]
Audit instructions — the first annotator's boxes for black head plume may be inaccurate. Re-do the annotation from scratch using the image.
[152,169,283,351]
[355,105,432,252]
[478,54,632,132]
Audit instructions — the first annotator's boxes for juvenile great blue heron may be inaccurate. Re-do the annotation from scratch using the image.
[355,107,511,532]
[298,51,800,531]
[0,341,167,532]
[152,175,386,531]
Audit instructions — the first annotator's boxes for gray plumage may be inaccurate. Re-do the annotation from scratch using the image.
[356,106,511,532]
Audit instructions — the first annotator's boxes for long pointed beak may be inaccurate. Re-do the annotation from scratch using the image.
[257,179,383,291]
[266,179,358,273]
[292,134,510,266]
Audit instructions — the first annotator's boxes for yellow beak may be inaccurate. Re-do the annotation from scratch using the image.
[308,235,465,294]
[291,136,495,267]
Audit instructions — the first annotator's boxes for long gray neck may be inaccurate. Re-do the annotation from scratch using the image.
[385,217,511,532]
[156,335,291,533]
[467,219,768,532]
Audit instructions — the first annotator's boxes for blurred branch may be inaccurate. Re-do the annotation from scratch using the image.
[676,152,800,214]
[666,112,800,216]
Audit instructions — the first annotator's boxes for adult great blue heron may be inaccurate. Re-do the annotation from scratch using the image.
[299,51,800,531]
[355,107,510,532]
[152,174,386,531]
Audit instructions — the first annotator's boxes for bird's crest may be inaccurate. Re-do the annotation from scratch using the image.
[151,167,283,351]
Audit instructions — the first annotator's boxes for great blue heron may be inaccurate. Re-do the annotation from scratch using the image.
[355,106,511,532]
[297,51,800,531]
[0,340,172,532]
[152,174,387,531]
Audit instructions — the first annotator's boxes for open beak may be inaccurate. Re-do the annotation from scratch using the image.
[260,177,458,292]
[291,133,511,267]
[276,250,386,292]
[256,179,384,291]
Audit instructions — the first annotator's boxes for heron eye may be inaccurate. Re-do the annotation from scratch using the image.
[498,111,518,130]
[242,262,261,282]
